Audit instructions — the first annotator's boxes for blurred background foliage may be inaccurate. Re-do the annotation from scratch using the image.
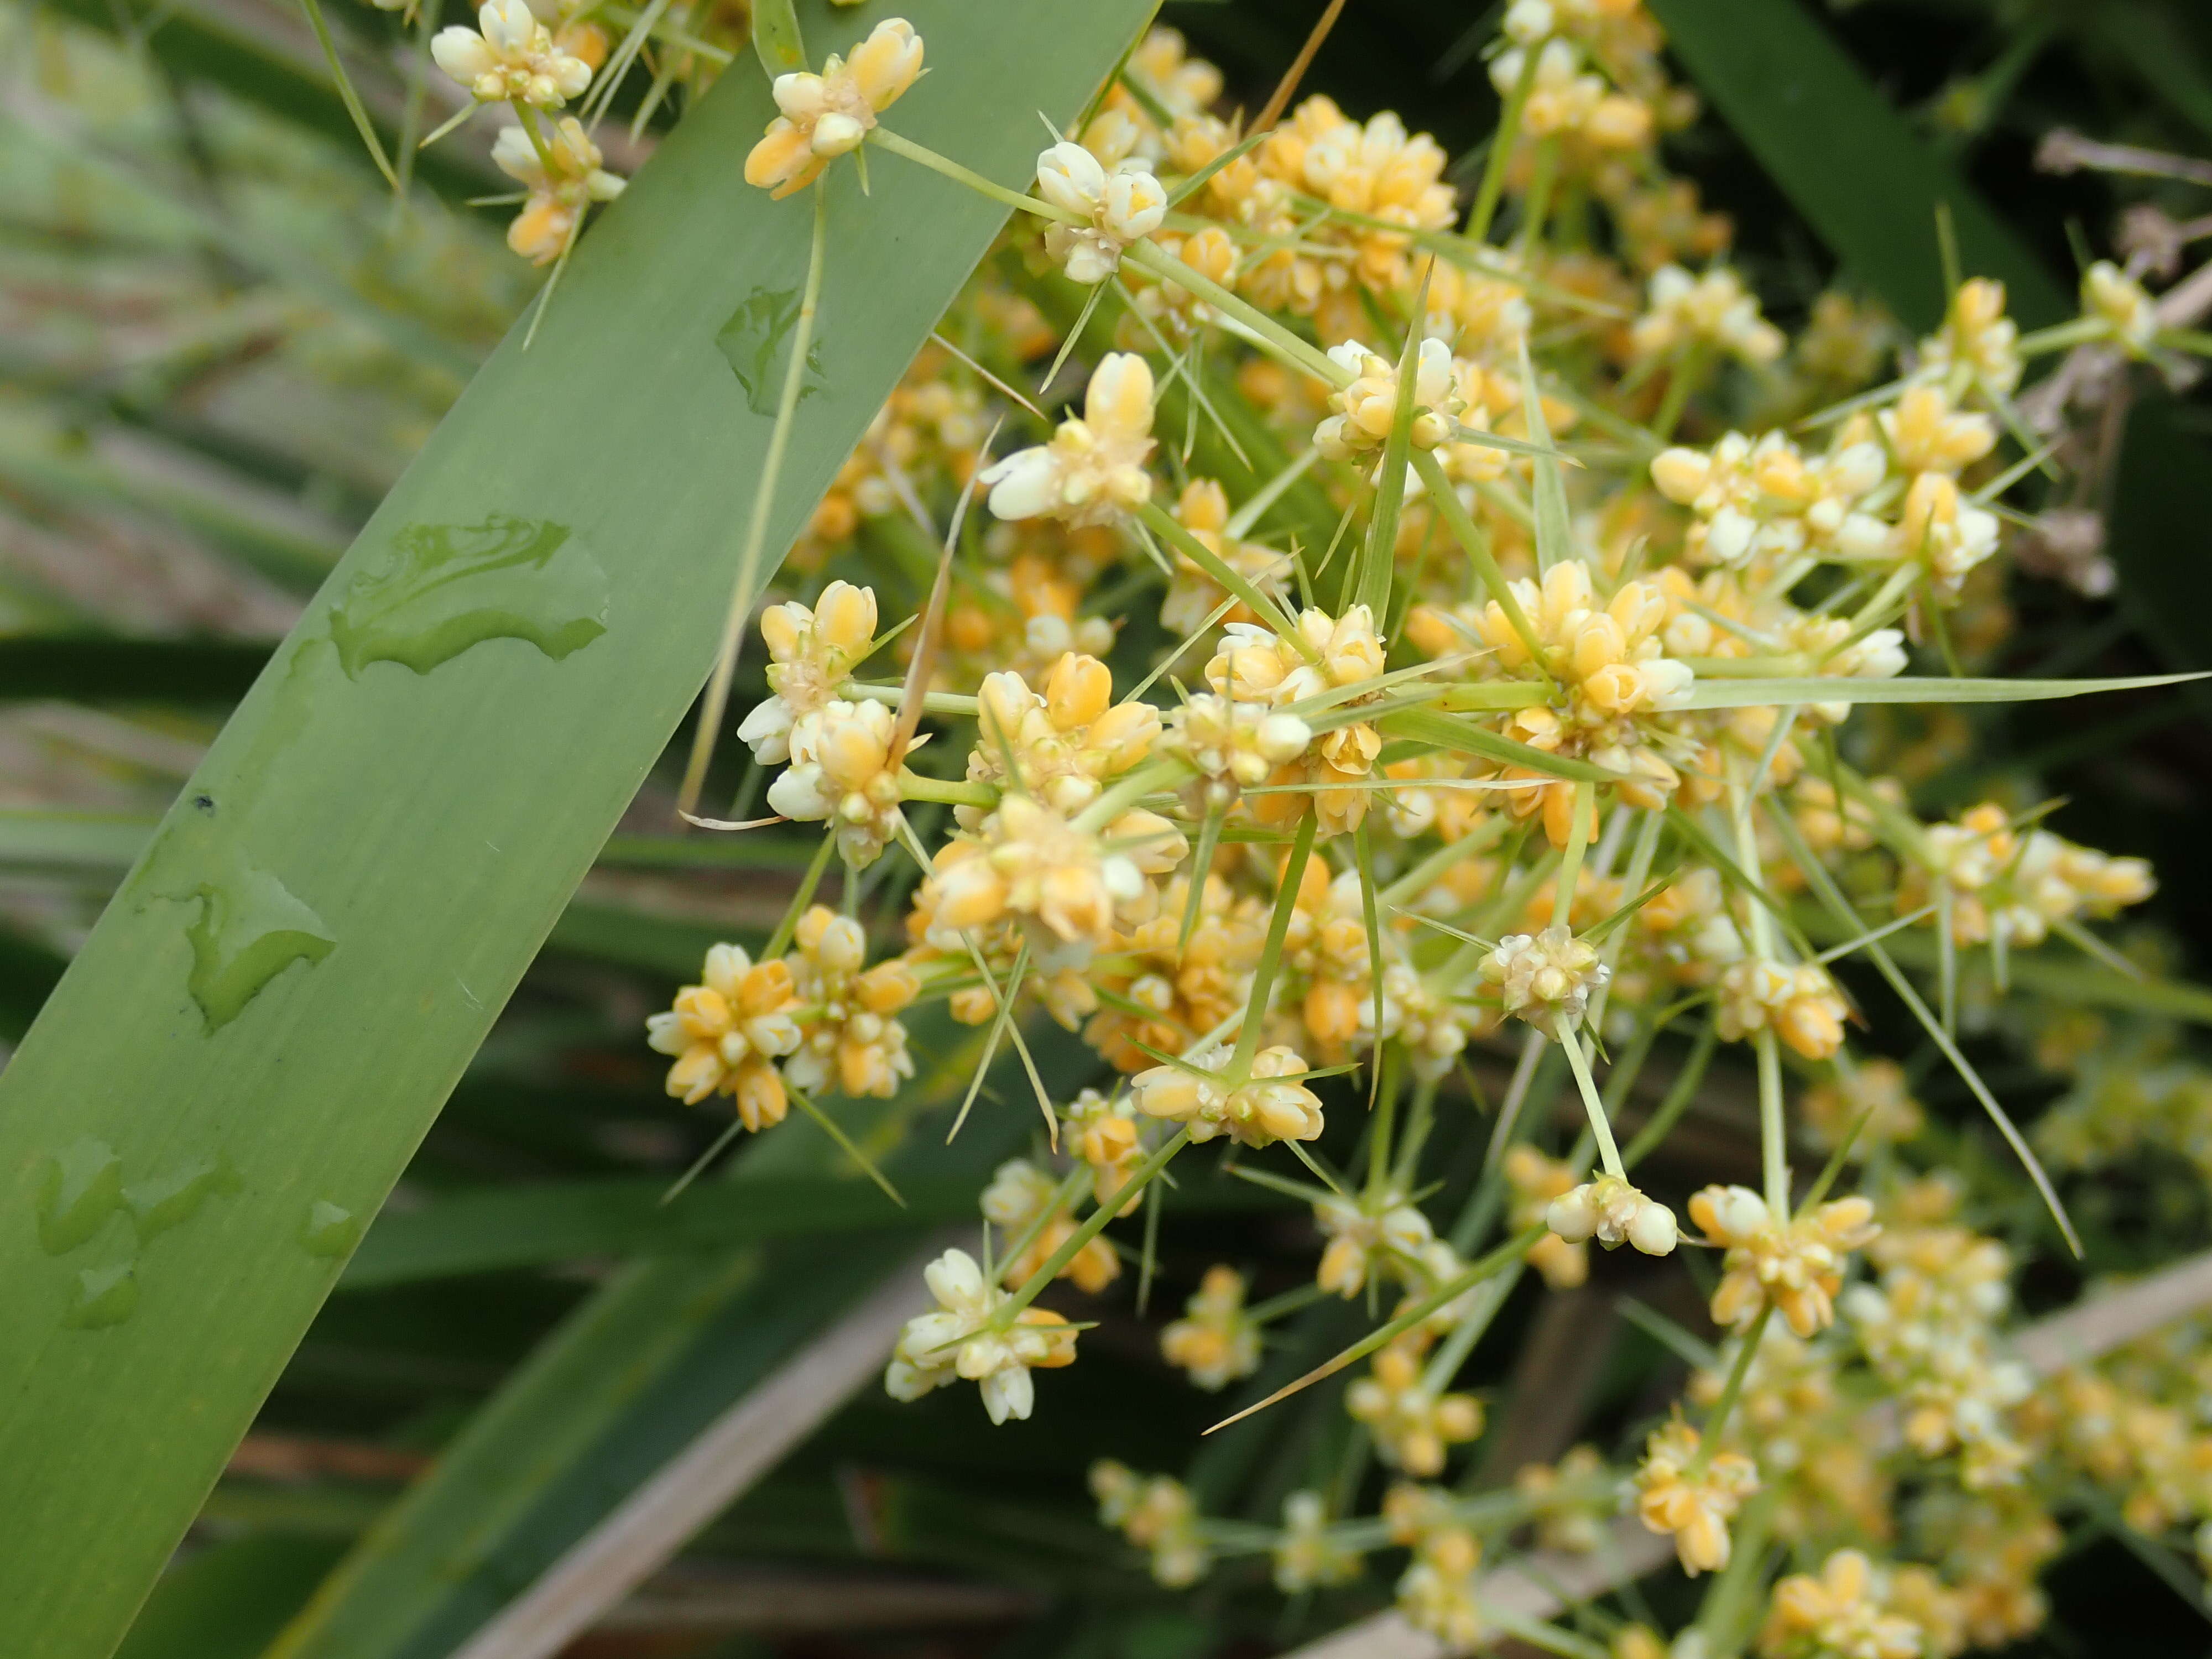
[6,0,2212,1655]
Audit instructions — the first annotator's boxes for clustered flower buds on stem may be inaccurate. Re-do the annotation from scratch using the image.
[603,5,2210,1646]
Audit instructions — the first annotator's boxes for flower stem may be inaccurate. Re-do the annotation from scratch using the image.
[763,831,839,959]
[1467,43,1541,246]
[1558,1022,1626,1180]
[1230,812,1318,1080]
[1552,779,1593,930]
[1124,239,1347,388]
[1000,1128,1191,1317]
[868,125,1083,223]
[899,771,996,809]
[1688,1302,1772,1476]
[677,180,828,819]
[1410,449,1552,676]
[1756,1027,1789,1215]
[1650,341,1708,442]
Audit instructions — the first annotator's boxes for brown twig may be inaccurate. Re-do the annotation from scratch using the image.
[1253,0,1349,135]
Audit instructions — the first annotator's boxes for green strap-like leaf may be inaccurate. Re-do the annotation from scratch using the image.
[1646,0,2067,331]
[0,4,1156,1653]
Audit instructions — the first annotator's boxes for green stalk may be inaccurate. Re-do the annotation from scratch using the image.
[1649,341,1708,441]
[1467,43,1541,245]
[677,181,830,817]
[299,0,400,187]
[868,125,1085,225]
[899,772,997,809]
[1139,499,1315,655]
[1688,1303,1773,1475]
[1124,241,1348,388]
[1513,136,1561,255]
[514,100,559,176]
[1756,1027,1789,1214]
[1230,813,1318,1079]
[1559,1022,1626,1179]
[1410,448,1551,675]
[763,831,839,960]
[1000,1128,1190,1317]
[1552,779,1593,930]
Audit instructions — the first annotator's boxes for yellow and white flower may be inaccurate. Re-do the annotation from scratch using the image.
[1036,142,1167,284]
[744,18,925,198]
[884,1246,1076,1423]
[982,353,1156,526]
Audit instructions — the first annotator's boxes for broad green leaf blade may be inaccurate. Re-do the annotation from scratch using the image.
[0,3,1155,1652]
[343,1172,982,1291]
[1645,0,2067,331]
[1681,672,2200,709]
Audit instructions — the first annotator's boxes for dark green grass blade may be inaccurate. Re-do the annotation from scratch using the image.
[0,637,276,705]
[1647,0,2068,330]
[341,1165,1291,1290]
[114,1536,348,1659]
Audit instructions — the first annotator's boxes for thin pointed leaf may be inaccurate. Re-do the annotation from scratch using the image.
[1682,672,2201,709]
[1767,805,2080,1255]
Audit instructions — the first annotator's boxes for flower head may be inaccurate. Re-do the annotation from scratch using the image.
[1718,957,1849,1060]
[1037,142,1167,284]
[1483,925,1610,1034]
[783,905,918,1099]
[885,1246,1076,1423]
[1691,1184,1879,1338]
[490,117,622,262]
[1313,337,1460,459]
[434,0,594,106]
[644,943,803,1126]
[1131,1045,1326,1147]
[1634,1416,1760,1574]
[745,18,924,197]
[1632,264,1783,366]
[765,697,911,867]
[1347,1335,1484,1475]
[1092,1461,1209,1585]
[1161,1265,1262,1390]
[2083,260,2158,356]
[1272,1490,1361,1592]
[739,581,878,764]
[980,1158,1119,1293]
[982,353,1156,526]
[1546,1173,1679,1256]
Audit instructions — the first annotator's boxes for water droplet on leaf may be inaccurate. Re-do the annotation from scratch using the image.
[64,1261,138,1329]
[302,1201,361,1258]
[717,286,827,417]
[36,1139,122,1255]
[329,515,608,677]
[126,1156,239,1240]
[185,865,335,1030]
